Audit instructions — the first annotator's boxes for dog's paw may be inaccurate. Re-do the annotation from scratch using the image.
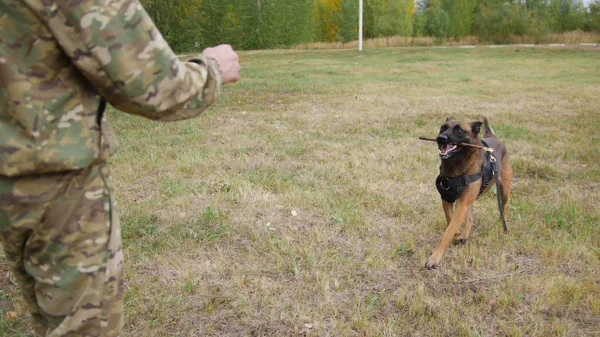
[454,238,467,245]
[425,256,440,270]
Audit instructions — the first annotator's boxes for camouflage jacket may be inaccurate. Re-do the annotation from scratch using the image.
[0,0,222,177]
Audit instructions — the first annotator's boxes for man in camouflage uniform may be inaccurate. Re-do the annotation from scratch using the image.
[0,0,240,336]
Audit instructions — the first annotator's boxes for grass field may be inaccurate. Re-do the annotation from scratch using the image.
[1,46,600,336]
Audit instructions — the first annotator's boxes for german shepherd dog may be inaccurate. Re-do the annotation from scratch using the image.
[425,117,512,269]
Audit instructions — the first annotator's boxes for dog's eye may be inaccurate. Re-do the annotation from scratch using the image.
[454,125,464,133]
[440,125,448,132]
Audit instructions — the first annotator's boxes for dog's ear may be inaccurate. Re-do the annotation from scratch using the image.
[445,116,454,122]
[470,121,484,135]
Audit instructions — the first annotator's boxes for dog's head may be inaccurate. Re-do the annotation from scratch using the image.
[436,117,483,159]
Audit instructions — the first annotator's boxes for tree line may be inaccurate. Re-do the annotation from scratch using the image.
[139,0,600,52]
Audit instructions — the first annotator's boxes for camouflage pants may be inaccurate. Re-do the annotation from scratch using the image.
[0,162,124,337]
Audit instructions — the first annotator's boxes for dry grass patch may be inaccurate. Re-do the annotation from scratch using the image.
[293,31,600,50]
[2,47,600,336]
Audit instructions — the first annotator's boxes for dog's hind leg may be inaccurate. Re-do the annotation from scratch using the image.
[443,200,462,237]
[456,205,474,244]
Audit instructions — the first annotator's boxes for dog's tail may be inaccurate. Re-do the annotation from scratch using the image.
[482,117,496,138]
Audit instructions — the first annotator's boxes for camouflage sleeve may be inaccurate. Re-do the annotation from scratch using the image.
[44,0,222,121]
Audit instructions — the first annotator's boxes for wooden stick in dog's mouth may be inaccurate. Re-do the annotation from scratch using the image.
[418,136,494,152]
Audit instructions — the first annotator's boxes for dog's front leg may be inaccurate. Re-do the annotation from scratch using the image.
[426,186,479,269]
[442,200,453,227]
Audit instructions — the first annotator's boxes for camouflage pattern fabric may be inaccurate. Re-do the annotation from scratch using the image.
[1,0,225,336]
[0,0,223,177]
[0,162,124,337]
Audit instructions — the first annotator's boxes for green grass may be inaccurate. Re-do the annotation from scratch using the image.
[2,46,600,336]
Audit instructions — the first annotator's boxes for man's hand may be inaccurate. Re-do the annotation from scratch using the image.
[202,44,240,84]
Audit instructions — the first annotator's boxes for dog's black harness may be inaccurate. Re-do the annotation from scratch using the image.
[436,141,494,203]
[435,140,508,232]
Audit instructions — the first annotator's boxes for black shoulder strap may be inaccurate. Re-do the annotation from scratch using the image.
[438,172,482,190]
[96,97,107,126]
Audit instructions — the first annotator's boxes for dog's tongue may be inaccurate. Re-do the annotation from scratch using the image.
[441,145,453,153]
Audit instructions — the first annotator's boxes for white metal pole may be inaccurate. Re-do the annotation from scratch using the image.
[359,0,363,51]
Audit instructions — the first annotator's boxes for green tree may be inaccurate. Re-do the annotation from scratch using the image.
[141,0,204,52]
[547,0,588,32]
[424,0,449,40]
[412,10,426,36]
[257,0,314,48]
[589,0,600,31]
[441,0,477,39]
[314,0,342,42]
[474,1,524,43]
[339,0,359,42]
[138,0,596,51]
[368,0,415,37]
[363,0,378,38]
[385,0,415,36]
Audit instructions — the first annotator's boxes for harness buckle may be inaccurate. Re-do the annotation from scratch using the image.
[439,177,451,191]
[490,155,497,163]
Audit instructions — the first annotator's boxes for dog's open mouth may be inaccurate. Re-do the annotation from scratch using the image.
[439,144,458,158]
